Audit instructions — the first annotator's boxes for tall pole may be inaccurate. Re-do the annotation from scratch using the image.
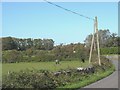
[89,16,101,66]
[89,19,96,64]
[95,16,101,66]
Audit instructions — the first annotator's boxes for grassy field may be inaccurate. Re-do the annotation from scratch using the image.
[2,60,89,75]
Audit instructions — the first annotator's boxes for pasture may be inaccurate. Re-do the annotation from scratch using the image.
[2,60,89,75]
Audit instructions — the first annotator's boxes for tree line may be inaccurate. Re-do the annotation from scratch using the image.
[84,29,120,48]
[2,29,119,63]
[2,29,119,51]
[2,37,54,50]
[2,43,89,63]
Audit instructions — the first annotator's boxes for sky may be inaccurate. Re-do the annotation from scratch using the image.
[2,2,118,45]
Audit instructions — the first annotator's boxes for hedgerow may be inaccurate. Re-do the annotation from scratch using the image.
[2,56,114,89]
[100,47,119,55]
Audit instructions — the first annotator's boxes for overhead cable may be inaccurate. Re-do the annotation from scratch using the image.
[43,0,94,21]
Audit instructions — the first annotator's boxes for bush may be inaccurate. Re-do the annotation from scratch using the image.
[92,56,113,72]
[2,50,23,63]
[3,70,57,88]
[3,68,92,88]
[100,47,119,55]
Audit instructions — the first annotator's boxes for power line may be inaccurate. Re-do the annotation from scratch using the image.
[43,0,94,21]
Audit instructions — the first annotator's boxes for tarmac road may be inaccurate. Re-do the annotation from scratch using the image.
[84,55,118,88]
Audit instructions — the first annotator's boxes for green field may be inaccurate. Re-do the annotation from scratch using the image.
[2,60,89,75]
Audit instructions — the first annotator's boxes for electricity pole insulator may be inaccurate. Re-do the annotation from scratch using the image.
[89,16,101,66]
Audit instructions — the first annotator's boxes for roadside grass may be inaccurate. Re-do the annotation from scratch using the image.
[2,60,89,76]
[58,64,115,89]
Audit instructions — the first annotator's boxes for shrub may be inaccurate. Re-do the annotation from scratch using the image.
[100,47,119,55]
[2,50,23,63]
[92,56,113,72]
[2,70,57,89]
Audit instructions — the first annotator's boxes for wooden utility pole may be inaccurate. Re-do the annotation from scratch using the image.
[89,16,101,66]
[89,19,95,64]
[95,16,101,66]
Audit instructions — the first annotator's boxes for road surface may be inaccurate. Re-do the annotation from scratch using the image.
[84,55,118,88]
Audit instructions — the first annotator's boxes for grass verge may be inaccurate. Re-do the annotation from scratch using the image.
[58,64,115,89]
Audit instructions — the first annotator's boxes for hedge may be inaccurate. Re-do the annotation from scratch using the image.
[2,56,113,88]
[100,47,120,55]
